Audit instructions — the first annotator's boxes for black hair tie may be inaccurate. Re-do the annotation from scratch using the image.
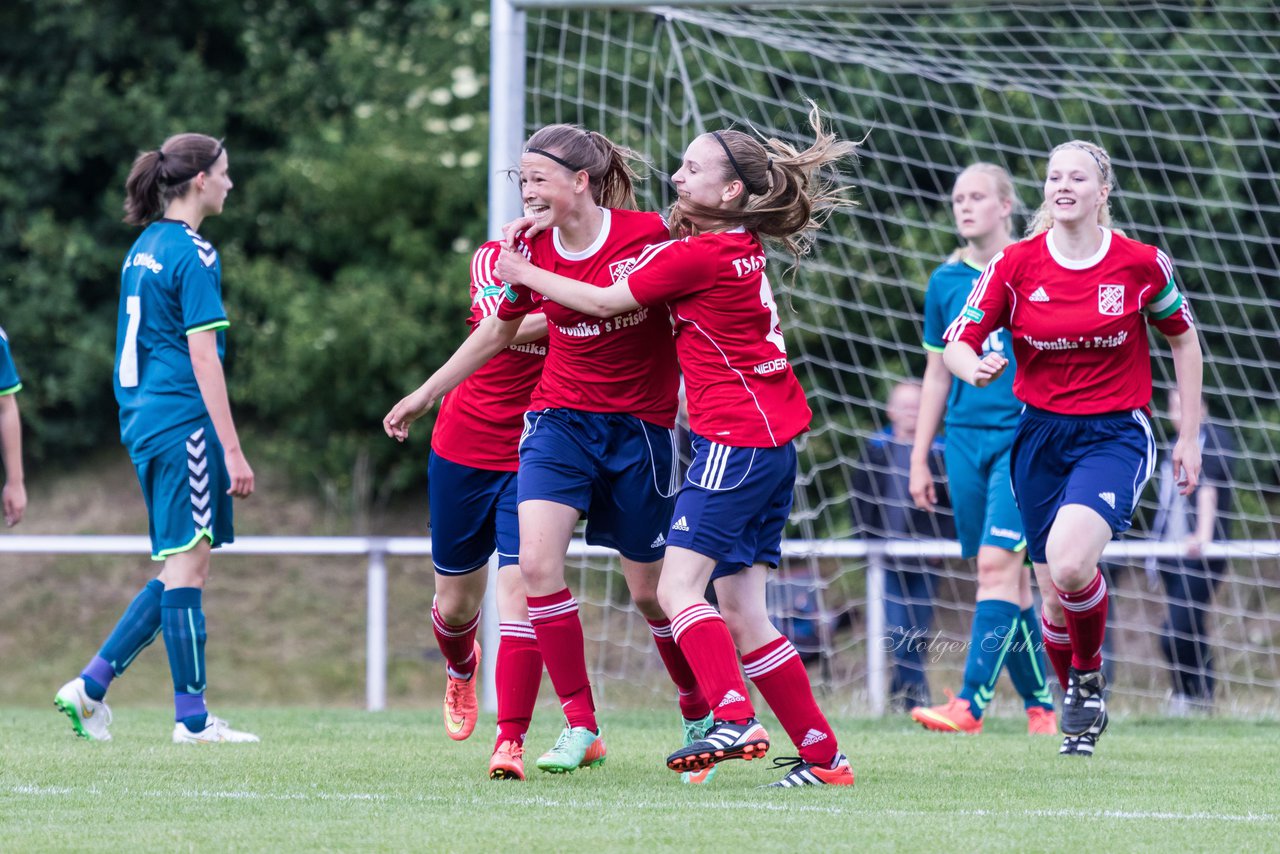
[165,142,224,185]
[526,147,583,173]
[712,131,764,195]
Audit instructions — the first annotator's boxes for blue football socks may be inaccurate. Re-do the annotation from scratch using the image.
[958,599,1020,719]
[161,587,208,732]
[81,578,164,700]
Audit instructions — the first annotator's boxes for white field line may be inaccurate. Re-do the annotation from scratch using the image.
[5,784,1276,823]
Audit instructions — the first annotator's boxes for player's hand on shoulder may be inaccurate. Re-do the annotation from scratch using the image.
[971,352,1008,388]
[382,385,439,442]
[501,215,541,246]
[224,446,255,498]
[495,246,532,286]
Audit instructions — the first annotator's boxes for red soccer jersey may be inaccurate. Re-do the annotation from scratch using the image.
[626,229,812,447]
[496,208,679,427]
[432,242,547,471]
[944,228,1194,415]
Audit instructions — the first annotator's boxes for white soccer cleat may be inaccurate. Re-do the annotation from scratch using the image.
[54,677,113,742]
[173,715,260,744]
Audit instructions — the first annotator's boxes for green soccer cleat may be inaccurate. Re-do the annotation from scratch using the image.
[681,712,718,785]
[535,726,606,774]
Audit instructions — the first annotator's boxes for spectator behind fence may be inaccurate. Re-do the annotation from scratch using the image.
[1147,390,1236,714]
[851,380,954,711]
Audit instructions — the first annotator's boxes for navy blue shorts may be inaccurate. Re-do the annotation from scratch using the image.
[134,424,233,561]
[518,408,678,563]
[665,432,797,581]
[1009,406,1156,564]
[428,451,519,574]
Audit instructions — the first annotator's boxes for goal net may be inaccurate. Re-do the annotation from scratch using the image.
[498,1,1280,716]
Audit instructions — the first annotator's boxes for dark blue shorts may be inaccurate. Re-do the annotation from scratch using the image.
[518,408,678,563]
[665,432,797,581]
[1009,406,1156,563]
[428,451,519,574]
[134,424,233,561]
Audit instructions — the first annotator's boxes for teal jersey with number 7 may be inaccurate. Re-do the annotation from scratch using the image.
[114,218,228,463]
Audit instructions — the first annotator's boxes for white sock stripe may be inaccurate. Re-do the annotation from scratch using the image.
[431,603,481,636]
[499,621,537,640]
[1042,625,1072,645]
[742,641,799,678]
[671,604,721,642]
[1061,580,1108,613]
[527,598,578,623]
[647,622,674,639]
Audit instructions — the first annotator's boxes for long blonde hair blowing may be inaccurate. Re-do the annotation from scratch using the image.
[1026,139,1114,238]
[523,124,645,211]
[669,102,860,268]
[946,162,1019,264]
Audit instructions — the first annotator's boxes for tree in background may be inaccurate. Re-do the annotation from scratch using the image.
[0,0,492,528]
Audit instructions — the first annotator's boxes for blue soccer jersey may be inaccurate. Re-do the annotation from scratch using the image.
[0,326,21,396]
[922,258,1020,430]
[114,219,229,462]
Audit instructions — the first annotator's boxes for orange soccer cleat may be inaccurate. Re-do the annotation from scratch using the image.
[443,642,481,741]
[765,753,856,788]
[1026,705,1058,735]
[489,740,526,780]
[910,689,983,734]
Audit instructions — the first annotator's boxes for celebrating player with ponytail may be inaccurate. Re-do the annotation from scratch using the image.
[385,124,712,779]
[943,140,1203,757]
[497,104,860,788]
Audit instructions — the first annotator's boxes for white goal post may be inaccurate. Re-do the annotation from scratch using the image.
[488,0,1280,717]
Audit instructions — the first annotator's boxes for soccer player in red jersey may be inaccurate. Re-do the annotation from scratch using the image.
[385,241,549,780]
[907,164,1057,736]
[497,105,860,787]
[385,124,712,778]
[943,140,1204,756]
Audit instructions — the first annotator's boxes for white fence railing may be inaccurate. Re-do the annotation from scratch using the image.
[3,536,1277,713]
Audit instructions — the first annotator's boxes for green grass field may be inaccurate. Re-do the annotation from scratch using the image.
[2,708,1277,853]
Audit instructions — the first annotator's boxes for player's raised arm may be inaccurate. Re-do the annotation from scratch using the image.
[382,314,522,441]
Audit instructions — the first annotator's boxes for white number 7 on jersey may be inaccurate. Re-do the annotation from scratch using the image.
[760,274,787,355]
[119,295,141,388]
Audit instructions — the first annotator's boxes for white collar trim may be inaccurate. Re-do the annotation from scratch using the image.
[553,207,611,260]
[1046,226,1112,270]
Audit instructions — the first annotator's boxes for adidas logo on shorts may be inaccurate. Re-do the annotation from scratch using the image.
[800,728,828,748]
[1098,491,1116,509]
[717,689,747,708]
[650,533,666,548]
[671,516,690,533]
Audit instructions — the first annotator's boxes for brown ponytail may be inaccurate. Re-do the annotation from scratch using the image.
[123,133,223,226]
[522,124,646,210]
[668,102,860,271]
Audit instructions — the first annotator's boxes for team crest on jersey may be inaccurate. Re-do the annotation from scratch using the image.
[609,258,637,283]
[1098,284,1124,316]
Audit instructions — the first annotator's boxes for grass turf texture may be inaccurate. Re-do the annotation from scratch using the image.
[2,709,1277,852]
